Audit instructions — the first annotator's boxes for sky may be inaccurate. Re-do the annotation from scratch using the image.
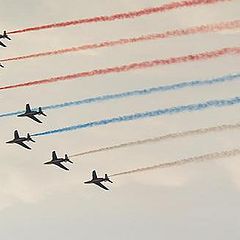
[0,0,239,239]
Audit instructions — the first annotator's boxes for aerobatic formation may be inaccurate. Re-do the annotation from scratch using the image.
[5,101,112,191]
[1,0,239,191]
[1,25,115,190]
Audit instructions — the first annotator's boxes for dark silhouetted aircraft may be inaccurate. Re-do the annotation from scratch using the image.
[0,63,4,68]
[44,151,73,171]
[0,31,11,47]
[84,170,113,190]
[17,104,46,123]
[6,130,35,150]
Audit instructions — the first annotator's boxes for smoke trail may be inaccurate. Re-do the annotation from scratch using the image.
[0,47,239,91]
[70,122,240,157]
[8,0,228,34]
[110,148,240,177]
[3,20,240,62]
[32,96,240,137]
[0,73,239,119]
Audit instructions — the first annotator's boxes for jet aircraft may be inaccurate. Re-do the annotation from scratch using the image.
[84,170,113,190]
[17,104,46,123]
[44,151,73,171]
[6,130,35,150]
[0,31,11,47]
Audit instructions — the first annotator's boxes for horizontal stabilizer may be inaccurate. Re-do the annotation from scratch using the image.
[4,31,11,40]
[105,174,113,183]
[39,107,47,116]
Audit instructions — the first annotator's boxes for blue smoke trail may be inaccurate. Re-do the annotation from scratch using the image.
[0,73,239,118]
[32,96,240,137]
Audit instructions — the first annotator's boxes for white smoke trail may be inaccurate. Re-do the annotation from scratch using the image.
[70,122,240,157]
[110,148,240,177]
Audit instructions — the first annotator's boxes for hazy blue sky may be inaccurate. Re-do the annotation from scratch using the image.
[0,0,239,239]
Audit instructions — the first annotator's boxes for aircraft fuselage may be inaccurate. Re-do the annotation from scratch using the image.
[6,137,28,144]
[84,178,106,184]
[20,111,40,117]
[45,158,66,164]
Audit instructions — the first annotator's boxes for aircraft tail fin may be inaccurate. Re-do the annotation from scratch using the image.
[39,107,47,116]
[65,154,73,163]
[105,174,113,183]
[4,31,11,40]
[27,133,35,142]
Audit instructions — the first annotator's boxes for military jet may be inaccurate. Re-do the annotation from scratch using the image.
[0,31,11,47]
[0,63,4,68]
[44,151,73,171]
[17,104,46,123]
[6,130,35,150]
[84,170,113,190]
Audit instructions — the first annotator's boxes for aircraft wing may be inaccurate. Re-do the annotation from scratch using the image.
[52,151,57,160]
[26,104,31,113]
[95,182,109,190]
[92,170,97,180]
[55,162,69,171]
[27,115,42,123]
[0,41,6,47]
[14,130,19,139]
[17,142,31,150]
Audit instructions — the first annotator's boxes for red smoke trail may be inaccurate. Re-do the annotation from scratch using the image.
[8,0,229,34]
[0,47,239,91]
[2,20,239,62]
